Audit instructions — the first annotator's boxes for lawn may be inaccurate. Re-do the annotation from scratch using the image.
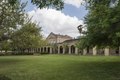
[0,55,120,80]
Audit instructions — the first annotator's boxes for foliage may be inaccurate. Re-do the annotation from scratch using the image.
[0,0,26,51]
[0,40,11,52]
[0,0,46,53]
[11,22,44,52]
[0,0,26,40]
[9,0,64,10]
[31,0,64,10]
[80,0,120,48]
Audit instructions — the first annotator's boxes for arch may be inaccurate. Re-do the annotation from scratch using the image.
[71,45,75,54]
[87,46,89,53]
[41,47,43,53]
[86,46,93,55]
[115,47,119,55]
[60,46,63,54]
[48,47,50,53]
[38,48,40,53]
[44,47,46,53]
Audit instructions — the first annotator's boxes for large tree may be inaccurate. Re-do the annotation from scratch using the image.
[79,0,120,48]
[11,21,45,53]
[0,0,26,52]
[0,0,26,41]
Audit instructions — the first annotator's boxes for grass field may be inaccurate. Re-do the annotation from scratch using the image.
[0,55,120,80]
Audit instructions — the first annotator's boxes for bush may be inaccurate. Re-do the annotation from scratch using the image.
[12,52,34,55]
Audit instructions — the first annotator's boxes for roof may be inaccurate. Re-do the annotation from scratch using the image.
[58,39,79,44]
[46,32,72,39]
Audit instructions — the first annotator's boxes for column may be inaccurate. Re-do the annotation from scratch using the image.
[50,47,52,54]
[83,49,87,55]
[104,47,110,56]
[40,48,42,53]
[69,46,71,54]
[36,48,37,53]
[31,48,33,53]
[43,47,44,53]
[39,48,41,53]
[75,47,78,55]
[63,47,65,54]
[58,46,60,54]
[46,47,48,53]
[93,47,97,56]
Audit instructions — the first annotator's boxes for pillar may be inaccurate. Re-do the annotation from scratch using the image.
[93,47,97,56]
[41,48,42,53]
[39,48,41,53]
[35,48,38,53]
[104,47,110,56]
[69,46,71,54]
[83,49,87,55]
[31,48,33,53]
[75,47,78,55]
[58,46,60,54]
[50,47,52,54]
[46,47,48,53]
[63,47,65,54]
[43,47,45,53]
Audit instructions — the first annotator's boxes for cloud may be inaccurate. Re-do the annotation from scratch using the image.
[64,0,84,8]
[28,8,84,38]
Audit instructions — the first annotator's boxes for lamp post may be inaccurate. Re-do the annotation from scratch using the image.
[77,25,83,37]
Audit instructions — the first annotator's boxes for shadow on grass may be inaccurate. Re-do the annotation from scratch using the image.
[0,58,25,68]
[0,74,11,80]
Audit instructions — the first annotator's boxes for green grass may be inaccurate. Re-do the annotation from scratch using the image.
[0,55,120,80]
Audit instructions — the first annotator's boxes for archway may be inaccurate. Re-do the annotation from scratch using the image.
[60,46,63,54]
[86,46,93,55]
[48,47,50,53]
[44,47,46,53]
[71,45,75,54]
[115,47,119,55]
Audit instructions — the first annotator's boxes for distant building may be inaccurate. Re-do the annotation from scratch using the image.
[36,32,120,56]
[46,32,73,44]
[40,32,79,54]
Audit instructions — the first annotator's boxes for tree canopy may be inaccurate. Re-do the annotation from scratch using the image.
[9,0,64,10]
[79,0,120,48]
[0,0,46,53]
[11,22,45,52]
[0,0,26,41]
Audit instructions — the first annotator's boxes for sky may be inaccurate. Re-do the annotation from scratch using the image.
[22,0,88,38]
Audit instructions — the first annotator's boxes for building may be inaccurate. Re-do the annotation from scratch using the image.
[37,32,120,56]
[40,32,79,54]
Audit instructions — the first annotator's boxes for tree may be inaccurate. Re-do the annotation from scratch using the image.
[9,0,64,10]
[79,0,120,48]
[31,0,64,10]
[0,0,26,52]
[11,21,45,54]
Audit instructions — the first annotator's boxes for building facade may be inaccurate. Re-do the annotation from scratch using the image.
[37,32,120,56]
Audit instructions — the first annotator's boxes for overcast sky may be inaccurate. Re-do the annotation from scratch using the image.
[22,0,88,38]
